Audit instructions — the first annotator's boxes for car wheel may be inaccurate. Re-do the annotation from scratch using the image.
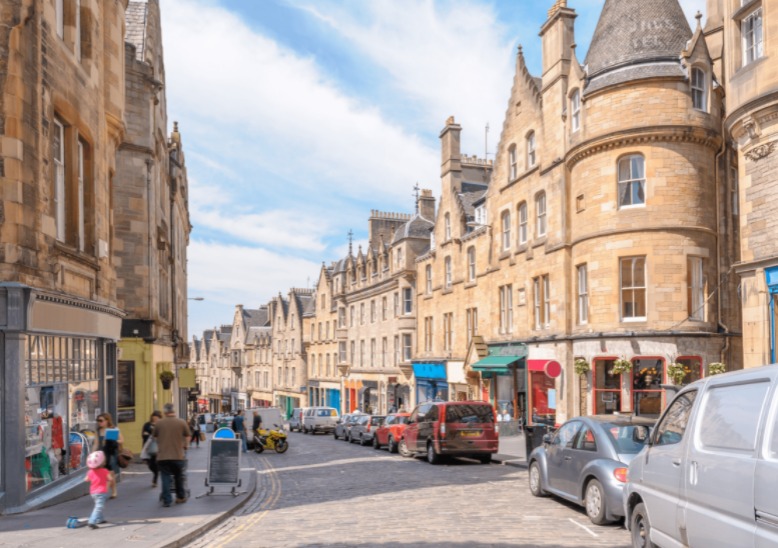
[585,479,609,525]
[333,430,339,440]
[359,435,368,446]
[427,442,441,464]
[528,461,547,497]
[346,433,352,443]
[398,438,412,458]
[388,436,397,453]
[373,436,381,450]
[477,454,491,464]
[630,503,655,548]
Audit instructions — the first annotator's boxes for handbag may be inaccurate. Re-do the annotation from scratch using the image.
[140,436,157,460]
[117,447,133,468]
[199,431,205,442]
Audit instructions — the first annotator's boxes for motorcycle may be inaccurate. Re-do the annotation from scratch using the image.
[252,424,289,453]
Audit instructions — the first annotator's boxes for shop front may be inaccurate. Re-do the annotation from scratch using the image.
[274,391,303,419]
[1,284,122,513]
[386,377,411,413]
[412,362,448,405]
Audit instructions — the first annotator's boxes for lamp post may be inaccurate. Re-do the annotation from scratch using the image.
[188,297,204,301]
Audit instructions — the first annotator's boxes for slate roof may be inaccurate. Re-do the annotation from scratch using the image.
[125,1,148,62]
[243,307,269,328]
[584,0,691,94]
[202,329,215,353]
[392,213,434,244]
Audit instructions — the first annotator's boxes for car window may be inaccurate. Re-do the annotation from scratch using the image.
[698,381,770,452]
[384,416,394,426]
[768,391,778,460]
[372,416,385,425]
[316,409,331,417]
[553,421,582,448]
[445,405,494,423]
[654,390,697,446]
[574,425,597,452]
[604,423,652,454]
[395,416,408,425]
[426,406,439,422]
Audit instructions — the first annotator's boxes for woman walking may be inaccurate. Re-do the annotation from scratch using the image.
[93,412,123,498]
[142,410,162,486]
[189,413,201,448]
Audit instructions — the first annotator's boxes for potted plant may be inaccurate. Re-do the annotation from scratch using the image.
[667,362,690,385]
[611,357,632,376]
[159,370,175,389]
[574,358,590,376]
[708,362,727,376]
[640,366,660,384]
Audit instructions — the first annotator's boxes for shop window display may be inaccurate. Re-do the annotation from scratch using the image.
[632,358,665,417]
[675,356,703,385]
[593,358,622,415]
[24,335,101,492]
[530,371,556,426]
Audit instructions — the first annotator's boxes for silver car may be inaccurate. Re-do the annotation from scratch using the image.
[333,412,363,440]
[528,415,653,525]
[348,415,385,446]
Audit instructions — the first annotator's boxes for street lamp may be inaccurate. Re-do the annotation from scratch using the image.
[189,297,204,301]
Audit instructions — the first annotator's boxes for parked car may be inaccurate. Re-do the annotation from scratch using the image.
[527,414,654,525]
[373,413,411,452]
[349,415,386,446]
[624,365,778,548]
[288,408,304,432]
[333,412,363,440]
[400,401,498,464]
[301,406,339,434]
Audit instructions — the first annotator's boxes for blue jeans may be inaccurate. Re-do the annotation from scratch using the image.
[159,460,188,505]
[239,432,248,452]
[89,493,108,525]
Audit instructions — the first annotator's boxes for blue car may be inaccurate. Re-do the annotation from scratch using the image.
[528,414,654,525]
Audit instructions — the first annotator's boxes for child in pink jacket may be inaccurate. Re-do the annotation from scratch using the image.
[84,451,115,529]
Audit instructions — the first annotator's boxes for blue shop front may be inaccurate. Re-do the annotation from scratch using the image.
[412,362,448,405]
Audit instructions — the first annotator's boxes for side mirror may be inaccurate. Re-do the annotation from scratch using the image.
[632,426,648,443]
[542,433,553,444]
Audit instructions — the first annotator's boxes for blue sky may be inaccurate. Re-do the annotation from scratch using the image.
[160,0,706,340]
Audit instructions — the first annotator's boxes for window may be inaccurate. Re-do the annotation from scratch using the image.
[699,381,770,452]
[318,323,322,340]
[533,275,549,329]
[535,193,546,237]
[424,317,433,352]
[443,312,453,352]
[570,89,581,132]
[326,354,331,377]
[370,339,376,367]
[321,294,326,309]
[338,307,346,328]
[526,131,536,168]
[577,264,588,325]
[370,300,376,323]
[742,8,764,65]
[349,306,355,327]
[691,67,707,111]
[552,421,582,448]
[509,144,518,181]
[382,296,388,320]
[593,359,622,414]
[426,265,432,294]
[499,284,513,334]
[394,292,399,316]
[338,342,346,363]
[350,341,355,364]
[444,213,451,240]
[518,202,528,244]
[310,355,316,377]
[501,210,511,251]
[467,247,476,281]
[396,247,403,269]
[360,340,365,367]
[474,204,487,226]
[621,256,647,320]
[688,257,706,321]
[76,138,86,251]
[402,334,412,361]
[394,335,400,365]
[381,338,387,367]
[402,288,413,314]
[654,390,697,446]
[360,303,365,325]
[618,155,646,207]
[574,425,597,452]
[53,119,66,242]
[466,307,478,343]
[444,257,452,289]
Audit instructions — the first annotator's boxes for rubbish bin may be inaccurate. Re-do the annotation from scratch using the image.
[524,424,548,456]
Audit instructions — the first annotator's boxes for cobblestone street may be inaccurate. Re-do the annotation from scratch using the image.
[187,432,630,548]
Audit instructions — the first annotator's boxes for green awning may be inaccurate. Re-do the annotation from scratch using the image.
[471,355,521,375]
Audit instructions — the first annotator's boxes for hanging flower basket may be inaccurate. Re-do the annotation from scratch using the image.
[667,362,689,385]
[708,362,727,376]
[159,370,175,389]
[574,358,590,376]
[611,358,633,376]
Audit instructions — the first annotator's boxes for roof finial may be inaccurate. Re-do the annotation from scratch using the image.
[695,11,702,29]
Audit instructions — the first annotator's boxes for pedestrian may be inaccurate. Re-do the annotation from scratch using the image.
[93,412,122,498]
[189,413,201,448]
[154,402,191,507]
[141,410,162,487]
[251,410,262,437]
[84,450,114,529]
[232,409,248,453]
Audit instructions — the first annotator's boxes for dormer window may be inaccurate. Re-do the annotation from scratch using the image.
[444,213,451,240]
[570,90,581,132]
[474,205,487,226]
[691,68,707,112]
[509,145,518,180]
[526,131,537,168]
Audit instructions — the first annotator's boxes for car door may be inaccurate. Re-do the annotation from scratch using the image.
[563,423,598,499]
[639,389,698,546]
[684,379,770,547]
[406,404,430,452]
[419,404,438,448]
[545,420,582,493]
[756,382,778,548]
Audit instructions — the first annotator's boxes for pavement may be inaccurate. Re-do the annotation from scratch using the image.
[493,431,529,468]
[0,435,256,548]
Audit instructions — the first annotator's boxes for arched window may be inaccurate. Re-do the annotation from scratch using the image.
[444,212,451,240]
[691,67,707,112]
[535,192,547,237]
[570,89,581,132]
[618,155,646,207]
[501,210,511,251]
[508,144,518,180]
[518,202,528,244]
[526,131,537,168]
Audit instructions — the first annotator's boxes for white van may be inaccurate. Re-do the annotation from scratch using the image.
[301,406,339,434]
[624,365,778,548]
[243,407,285,433]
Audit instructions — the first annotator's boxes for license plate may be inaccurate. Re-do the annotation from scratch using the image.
[460,430,482,437]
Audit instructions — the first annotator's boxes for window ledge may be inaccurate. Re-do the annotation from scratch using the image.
[532,236,547,249]
[515,243,529,255]
[442,287,453,295]
[464,280,477,289]
[500,164,539,192]
[498,250,511,260]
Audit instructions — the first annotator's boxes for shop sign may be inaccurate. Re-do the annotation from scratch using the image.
[117,408,135,423]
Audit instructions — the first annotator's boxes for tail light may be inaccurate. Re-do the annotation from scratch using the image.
[614,467,628,483]
[439,422,446,437]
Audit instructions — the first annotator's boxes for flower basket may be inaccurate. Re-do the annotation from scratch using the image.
[611,358,632,376]
[708,362,727,376]
[574,358,590,376]
[667,362,689,385]
[159,370,175,389]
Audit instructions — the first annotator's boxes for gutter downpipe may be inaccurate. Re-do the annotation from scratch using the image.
[715,112,730,368]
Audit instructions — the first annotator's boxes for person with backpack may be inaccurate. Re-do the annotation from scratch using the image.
[232,409,248,453]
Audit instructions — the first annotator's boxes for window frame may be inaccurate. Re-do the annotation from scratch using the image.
[620,256,647,321]
[444,213,451,240]
[691,67,707,112]
[499,284,513,334]
[570,89,581,133]
[467,246,476,282]
[577,264,589,325]
[535,192,547,237]
[518,202,528,245]
[425,264,432,295]
[742,7,764,66]
[526,131,537,168]
[617,154,646,209]
[53,118,66,243]
[688,256,706,322]
[501,210,511,251]
[509,144,518,181]
[444,256,452,289]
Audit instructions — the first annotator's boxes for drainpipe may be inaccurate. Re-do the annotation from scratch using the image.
[146,158,153,318]
[770,293,776,364]
[714,104,730,368]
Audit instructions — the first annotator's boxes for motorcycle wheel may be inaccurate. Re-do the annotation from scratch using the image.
[254,442,264,454]
[275,439,289,453]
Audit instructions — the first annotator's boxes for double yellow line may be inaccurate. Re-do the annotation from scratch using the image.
[213,457,281,547]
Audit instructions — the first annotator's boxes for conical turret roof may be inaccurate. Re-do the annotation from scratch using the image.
[584,0,692,94]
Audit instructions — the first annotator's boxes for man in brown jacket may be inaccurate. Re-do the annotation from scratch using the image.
[154,403,191,507]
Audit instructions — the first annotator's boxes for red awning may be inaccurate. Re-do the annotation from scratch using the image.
[527,359,562,378]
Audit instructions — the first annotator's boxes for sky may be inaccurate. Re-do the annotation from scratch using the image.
[159,0,707,340]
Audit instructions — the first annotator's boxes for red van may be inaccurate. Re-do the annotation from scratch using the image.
[399,401,498,464]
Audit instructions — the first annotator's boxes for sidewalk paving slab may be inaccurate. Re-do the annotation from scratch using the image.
[493,433,528,469]
[0,439,256,548]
